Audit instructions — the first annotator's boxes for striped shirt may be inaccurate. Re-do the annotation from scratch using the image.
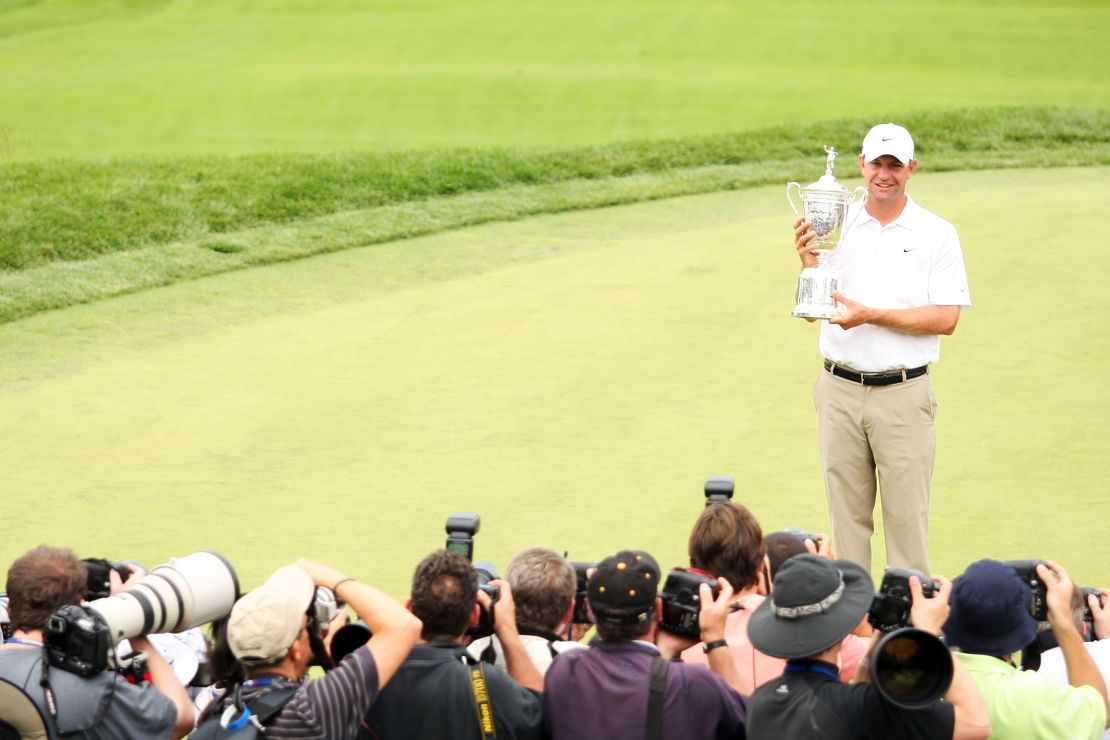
[217,647,379,739]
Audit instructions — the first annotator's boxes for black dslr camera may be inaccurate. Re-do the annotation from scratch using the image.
[569,561,596,625]
[704,476,735,507]
[868,568,937,633]
[444,512,499,637]
[1082,587,1105,639]
[659,568,720,638]
[44,604,112,678]
[82,558,131,601]
[1005,560,1049,621]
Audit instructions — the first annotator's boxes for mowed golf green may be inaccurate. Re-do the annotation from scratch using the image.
[1,167,1106,595]
[1,0,1107,159]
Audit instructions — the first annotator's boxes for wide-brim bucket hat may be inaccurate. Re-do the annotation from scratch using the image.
[749,554,874,659]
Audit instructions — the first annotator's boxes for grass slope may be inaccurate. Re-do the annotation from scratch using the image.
[1,168,1107,592]
[2,106,1108,324]
[0,0,1106,159]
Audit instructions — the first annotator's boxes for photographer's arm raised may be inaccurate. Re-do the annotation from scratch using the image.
[483,580,544,692]
[111,567,194,739]
[1039,563,1110,727]
[908,576,991,740]
[295,559,421,689]
[129,636,195,740]
[697,579,745,696]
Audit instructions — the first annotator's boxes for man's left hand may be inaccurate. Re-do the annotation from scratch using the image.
[829,292,873,330]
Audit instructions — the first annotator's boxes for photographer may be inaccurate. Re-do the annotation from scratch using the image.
[199,559,420,738]
[678,501,783,694]
[680,506,868,692]
[1038,586,1110,740]
[0,545,193,739]
[945,559,1109,739]
[361,549,543,739]
[467,547,584,673]
[746,554,990,740]
[543,549,748,740]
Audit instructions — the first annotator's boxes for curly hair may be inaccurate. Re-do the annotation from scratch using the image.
[6,545,87,632]
[410,550,477,642]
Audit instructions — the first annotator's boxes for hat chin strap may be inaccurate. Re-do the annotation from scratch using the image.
[773,580,845,619]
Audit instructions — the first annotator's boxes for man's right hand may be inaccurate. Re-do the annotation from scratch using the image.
[1089,588,1110,641]
[908,574,950,636]
[1037,561,1078,631]
[795,217,819,268]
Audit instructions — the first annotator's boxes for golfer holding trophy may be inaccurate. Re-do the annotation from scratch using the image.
[789,123,971,575]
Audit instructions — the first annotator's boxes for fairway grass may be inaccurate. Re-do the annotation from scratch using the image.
[1,167,1106,595]
[3,106,1108,323]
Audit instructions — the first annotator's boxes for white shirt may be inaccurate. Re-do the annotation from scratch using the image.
[467,633,584,674]
[1037,640,1110,740]
[820,194,971,372]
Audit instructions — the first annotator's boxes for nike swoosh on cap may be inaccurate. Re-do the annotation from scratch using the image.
[881,137,896,141]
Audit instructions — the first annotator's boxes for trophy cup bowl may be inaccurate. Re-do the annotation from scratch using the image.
[787,146,866,320]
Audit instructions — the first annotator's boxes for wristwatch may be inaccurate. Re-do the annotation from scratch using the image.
[703,639,729,653]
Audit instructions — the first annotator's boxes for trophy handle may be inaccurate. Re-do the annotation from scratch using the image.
[786,182,802,218]
[841,185,867,234]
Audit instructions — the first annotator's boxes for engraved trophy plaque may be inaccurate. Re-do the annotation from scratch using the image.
[786,147,866,319]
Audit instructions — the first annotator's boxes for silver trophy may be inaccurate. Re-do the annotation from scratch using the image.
[787,146,866,319]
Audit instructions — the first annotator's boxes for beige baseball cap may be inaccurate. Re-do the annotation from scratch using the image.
[861,123,915,164]
[227,566,314,666]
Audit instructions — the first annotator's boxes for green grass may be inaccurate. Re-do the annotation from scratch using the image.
[2,106,1108,324]
[1,168,1106,594]
[0,0,1107,159]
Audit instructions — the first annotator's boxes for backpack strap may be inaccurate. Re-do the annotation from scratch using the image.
[246,685,300,724]
[191,684,300,739]
[645,656,669,740]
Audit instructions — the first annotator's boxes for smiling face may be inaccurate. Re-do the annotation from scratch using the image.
[859,154,917,211]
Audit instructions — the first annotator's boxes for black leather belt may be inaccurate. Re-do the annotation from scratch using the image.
[823,360,928,386]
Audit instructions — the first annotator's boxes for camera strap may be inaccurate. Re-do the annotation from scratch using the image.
[465,660,498,740]
[517,626,565,660]
[645,656,669,740]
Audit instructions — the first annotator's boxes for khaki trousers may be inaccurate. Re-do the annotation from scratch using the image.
[813,370,936,575]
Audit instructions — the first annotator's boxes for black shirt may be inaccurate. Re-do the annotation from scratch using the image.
[360,642,541,740]
[747,660,954,740]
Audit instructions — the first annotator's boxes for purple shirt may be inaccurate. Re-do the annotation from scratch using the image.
[543,639,747,740]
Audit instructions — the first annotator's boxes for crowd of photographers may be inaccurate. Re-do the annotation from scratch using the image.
[1,478,1109,739]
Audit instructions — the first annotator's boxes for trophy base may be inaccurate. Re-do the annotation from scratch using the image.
[793,264,840,321]
[792,304,839,321]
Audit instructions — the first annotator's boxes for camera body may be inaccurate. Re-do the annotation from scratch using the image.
[44,604,112,677]
[469,561,500,638]
[704,477,735,507]
[1005,560,1049,621]
[659,568,719,638]
[868,568,937,633]
[1081,587,1104,638]
[569,561,596,625]
[81,558,132,601]
[782,527,822,547]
